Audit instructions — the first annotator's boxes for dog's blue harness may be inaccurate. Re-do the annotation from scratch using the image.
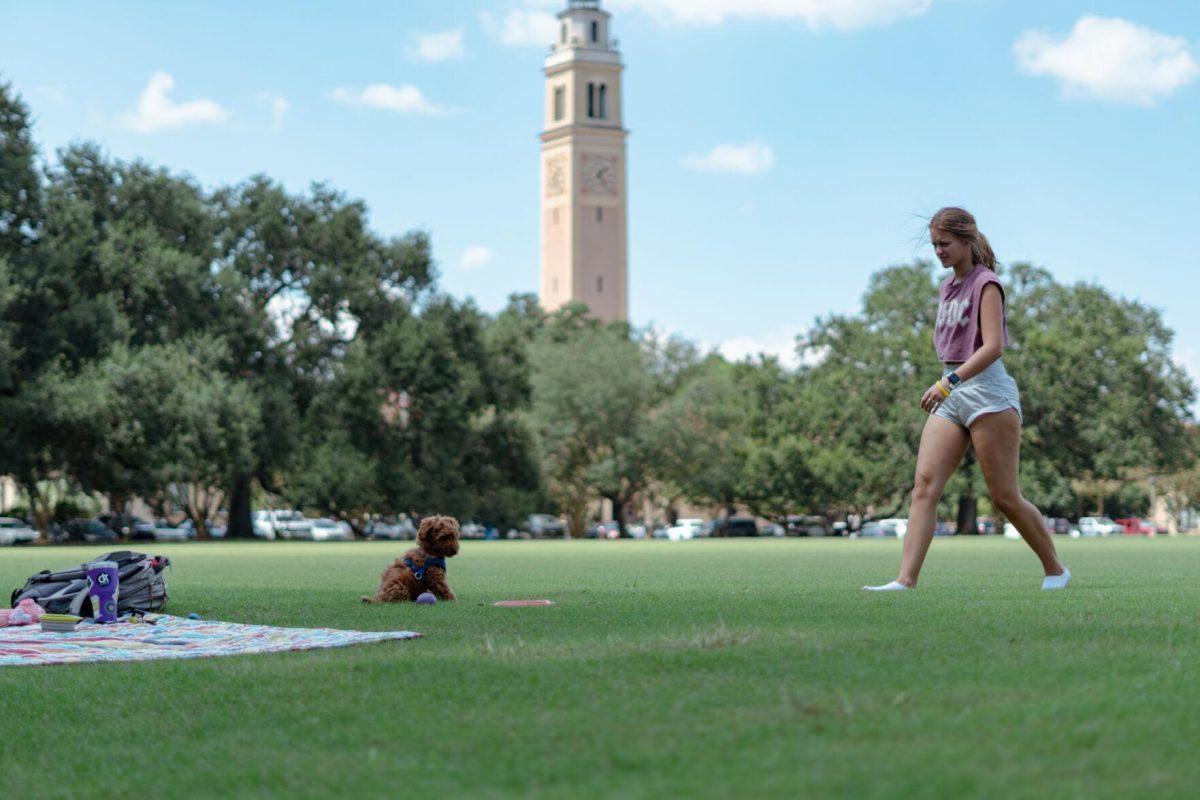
[404,556,446,581]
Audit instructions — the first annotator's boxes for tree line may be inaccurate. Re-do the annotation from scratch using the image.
[2,83,1196,540]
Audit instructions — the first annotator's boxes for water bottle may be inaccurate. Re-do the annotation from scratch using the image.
[85,561,120,623]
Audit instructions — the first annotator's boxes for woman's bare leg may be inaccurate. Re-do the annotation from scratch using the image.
[970,409,1064,577]
[894,414,971,587]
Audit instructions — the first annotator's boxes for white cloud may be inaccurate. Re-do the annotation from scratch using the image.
[412,29,465,62]
[611,0,932,31]
[481,8,560,47]
[330,84,450,116]
[1014,16,1198,106]
[459,246,495,271]
[119,72,229,133]
[257,92,290,127]
[705,325,817,369]
[682,141,775,174]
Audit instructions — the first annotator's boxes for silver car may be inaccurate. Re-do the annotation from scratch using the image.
[152,520,190,542]
[310,518,354,541]
[1078,516,1119,537]
[0,517,38,545]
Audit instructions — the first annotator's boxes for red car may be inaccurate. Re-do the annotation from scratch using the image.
[1114,517,1156,535]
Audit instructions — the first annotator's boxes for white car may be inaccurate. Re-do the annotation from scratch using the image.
[152,520,190,542]
[310,518,354,541]
[1078,517,1119,537]
[877,518,909,539]
[665,518,704,541]
[250,510,278,540]
[1003,522,1021,540]
[252,509,312,539]
[0,517,38,545]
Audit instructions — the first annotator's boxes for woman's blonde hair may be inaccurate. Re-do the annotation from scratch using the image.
[930,206,996,271]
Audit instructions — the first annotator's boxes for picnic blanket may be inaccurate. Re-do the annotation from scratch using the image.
[0,615,420,667]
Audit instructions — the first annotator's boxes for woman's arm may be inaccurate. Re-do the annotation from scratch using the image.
[950,283,1004,381]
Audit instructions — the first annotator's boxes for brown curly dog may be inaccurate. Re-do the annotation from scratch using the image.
[361,515,460,603]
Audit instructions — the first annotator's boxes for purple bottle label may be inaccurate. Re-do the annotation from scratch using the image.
[86,561,120,623]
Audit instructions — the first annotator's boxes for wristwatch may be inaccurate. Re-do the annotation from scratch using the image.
[946,371,962,387]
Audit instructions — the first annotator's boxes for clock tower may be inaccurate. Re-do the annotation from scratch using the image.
[539,0,628,322]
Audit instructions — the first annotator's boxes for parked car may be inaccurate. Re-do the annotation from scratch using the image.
[976,517,997,535]
[310,518,353,541]
[762,522,786,537]
[252,508,312,539]
[586,520,621,539]
[625,521,647,539]
[59,518,120,543]
[1115,517,1156,535]
[98,513,156,540]
[178,518,226,539]
[271,510,313,539]
[364,518,416,540]
[784,515,830,537]
[665,518,704,540]
[934,521,955,536]
[711,517,759,537]
[0,517,38,546]
[858,521,886,537]
[151,520,189,542]
[524,514,566,538]
[877,518,909,539]
[130,518,159,539]
[1003,522,1021,539]
[1078,517,1119,537]
[250,510,277,540]
[1044,517,1077,536]
[460,522,487,540]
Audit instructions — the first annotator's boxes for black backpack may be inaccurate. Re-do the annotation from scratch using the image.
[11,551,171,617]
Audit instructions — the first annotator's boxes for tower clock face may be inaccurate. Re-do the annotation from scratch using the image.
[545,155,567,198]
[581,154,618,196]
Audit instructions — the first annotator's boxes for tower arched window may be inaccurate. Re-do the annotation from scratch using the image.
[599,84,607,119]
[587,83,595,118]
[591,21,599,43]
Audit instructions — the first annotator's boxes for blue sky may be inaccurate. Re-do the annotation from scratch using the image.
[3,0,1198,390]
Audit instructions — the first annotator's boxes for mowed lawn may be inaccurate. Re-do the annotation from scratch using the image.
[3,538,1199,799]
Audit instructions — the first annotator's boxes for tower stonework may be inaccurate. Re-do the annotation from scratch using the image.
[539,0,628,322]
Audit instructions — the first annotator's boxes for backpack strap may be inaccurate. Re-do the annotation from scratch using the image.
[97,551,148,568]
[68,584,92,617]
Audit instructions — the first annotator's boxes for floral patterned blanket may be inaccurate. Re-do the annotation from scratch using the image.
[0,614,420,667]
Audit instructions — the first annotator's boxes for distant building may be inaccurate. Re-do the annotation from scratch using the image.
[539,0,628,322]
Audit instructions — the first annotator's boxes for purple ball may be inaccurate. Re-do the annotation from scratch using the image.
[416,592,437,605]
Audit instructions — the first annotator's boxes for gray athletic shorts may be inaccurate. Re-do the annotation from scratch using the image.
[933,358,1023,428]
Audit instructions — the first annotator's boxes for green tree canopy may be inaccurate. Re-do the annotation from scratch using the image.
[46,337,259,537]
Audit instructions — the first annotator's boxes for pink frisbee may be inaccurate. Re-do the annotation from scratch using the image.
[492,599,555,607]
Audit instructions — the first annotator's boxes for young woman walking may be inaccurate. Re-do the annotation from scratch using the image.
[864,207,1070,591]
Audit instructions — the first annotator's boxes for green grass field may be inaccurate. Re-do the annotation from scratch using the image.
[3,538,1198,799]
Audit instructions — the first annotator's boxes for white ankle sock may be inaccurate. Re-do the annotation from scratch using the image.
[863,580,909,592]
[1042,567,1071,590]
